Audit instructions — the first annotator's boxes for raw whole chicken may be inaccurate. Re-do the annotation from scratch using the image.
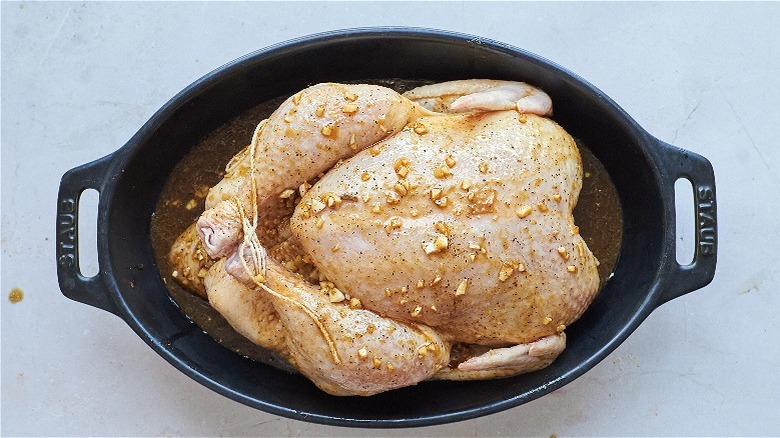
[167,80,600,396]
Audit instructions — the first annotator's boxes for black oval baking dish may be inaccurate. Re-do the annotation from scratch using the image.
[56,28,717,427]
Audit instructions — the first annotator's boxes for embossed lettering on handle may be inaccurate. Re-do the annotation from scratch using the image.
[57,197,78,269]
[696,186,716,257]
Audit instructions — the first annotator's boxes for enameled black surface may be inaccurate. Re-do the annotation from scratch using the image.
[56,28,717,428]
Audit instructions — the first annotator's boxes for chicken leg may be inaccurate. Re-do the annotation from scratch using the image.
[197,83,429,259]
[225,253,449,396]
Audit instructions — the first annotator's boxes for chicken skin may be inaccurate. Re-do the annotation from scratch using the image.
[232,257,450,396]
[203,258,289,358]
[197,83,428,259]
[290,111,599,357]
[167,223,213,297]
[167,80,600,393]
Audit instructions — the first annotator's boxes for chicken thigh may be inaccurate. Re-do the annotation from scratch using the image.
[263,259,450,396]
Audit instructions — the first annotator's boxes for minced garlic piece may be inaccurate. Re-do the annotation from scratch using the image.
[434,197,449,207]
[315,106,325,117]
[432,275,442,285]
[325,194,342,208]
[460,179,471,190]
[321,125,333,137]
[557,324,567,333]
[315,218,325,229]
[430,188,443,200]
[537,202,549,213]
[373,357,382,369]
[433,166,452,179]
[393,182,408,196]
[278,189,295,199]
[557,247,570,261]
[361,172,371,181]
[305,200,321,216]
[357,347,368,359]
[349,133,357,149]
[517,205,533,218]
[553,194,562,202]
[384,217,402,233]
[416,279,425,289]
[499,264,514,281]
[344,91,358,101]
[478,162,489,173]
[371,203,382,214]
[342,104,358,114]
[349,297,362,309]
[411,306,422,317]
[542,316,552,325]
[567,265,577,273]
[394,157,410,173]
[576,242,585,258]
[299,182,311,197]
[445,155,457,168]
[385,190,401,205]
[328,288,345,303]
[424,235,449,254]
[413,123,429,135]
[455,278,468,296]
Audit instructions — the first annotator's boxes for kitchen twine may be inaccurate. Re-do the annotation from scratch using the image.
[234,119,342,365]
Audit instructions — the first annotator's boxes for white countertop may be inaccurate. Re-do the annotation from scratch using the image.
[2,2,779,436]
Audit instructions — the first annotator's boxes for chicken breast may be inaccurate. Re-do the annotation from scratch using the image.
[290,111,600,346]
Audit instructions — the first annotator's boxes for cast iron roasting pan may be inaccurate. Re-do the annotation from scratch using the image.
[56,28,717,427]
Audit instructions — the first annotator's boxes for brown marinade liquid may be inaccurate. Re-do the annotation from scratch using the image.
[150,80,623,370]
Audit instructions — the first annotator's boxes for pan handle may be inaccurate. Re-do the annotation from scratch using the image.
[56,154,119,315]
[652,139,717,305]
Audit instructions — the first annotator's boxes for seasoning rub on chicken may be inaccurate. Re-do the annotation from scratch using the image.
[168,79,600,396]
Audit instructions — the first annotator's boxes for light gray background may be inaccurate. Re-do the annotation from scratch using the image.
[2,2,779,436]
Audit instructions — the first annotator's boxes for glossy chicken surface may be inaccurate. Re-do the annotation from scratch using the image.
[291,111,599,346]
[168,80,600,395]
[197,83,426,259]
